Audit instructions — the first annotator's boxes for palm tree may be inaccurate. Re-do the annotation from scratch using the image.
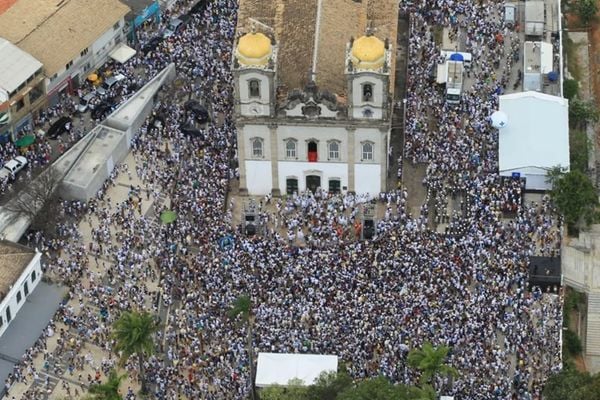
[227,295,256,400]
[407,342,459,387]
[112,311,158,394]
[88,369,127,400]
[408,384,436,400]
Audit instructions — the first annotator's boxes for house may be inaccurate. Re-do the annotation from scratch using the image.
[232,0,399,197]
[0,0,130,106]
[0,241,43,338]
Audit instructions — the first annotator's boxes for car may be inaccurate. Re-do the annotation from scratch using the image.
[47,117,72,139]
[96,73,126,95]
[189,0,207,15]
[91,101,116,120]
[76,93,97,113]
[180,123,203,138]
[0,156,28,181]
[184,100,209,123]
[163,16,189,38]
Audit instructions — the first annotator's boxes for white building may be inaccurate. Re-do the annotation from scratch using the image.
[233,0,399,197]
[498,91,569,190]
[0,0,130,106]
[0,241,43,337]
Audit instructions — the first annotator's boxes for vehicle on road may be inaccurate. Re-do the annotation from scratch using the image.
[77,93,97,113]
[163,16,190,38]
[180,123,203,138]
[96,73,126,95]
[184,99,209,123]
[91,101,116,121]
[47,117,72,139]
[0,156,28,181]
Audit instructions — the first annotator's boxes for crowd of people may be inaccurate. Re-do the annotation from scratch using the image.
[2,0,564,399]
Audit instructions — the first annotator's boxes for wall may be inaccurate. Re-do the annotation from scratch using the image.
[245,160,273,194]
[276,125,348,162]
[351,74,384,120]
[239,71,271,117]
[0,252,42,337]
[354,163,381,196]
[278,161,348,194]
[91,19,125,70]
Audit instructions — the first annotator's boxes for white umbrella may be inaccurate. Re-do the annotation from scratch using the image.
[490,111,508,129]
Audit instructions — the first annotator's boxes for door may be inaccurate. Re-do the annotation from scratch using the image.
[329,179,341,194]
[307,141,318,162]
[306,175,321,193]
[286,178,298,195]
[24,281,29,296]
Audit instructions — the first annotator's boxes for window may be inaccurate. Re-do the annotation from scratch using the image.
[14,99,24,112]
[285,139,297,158]
[362,142,374,161]
[16,291,22,304]
[362,83,373,102]
[31,270,36,282]
[113,21,121,31]
[24,282,29,296]
[0,315,3,327]
[251,138,263,158]
[65,60,73,70]
[329,179,341,194]
[80,47,89,57]
[50,73,58,83]
[6,306,11,323]
[29,83,44,104]
[286,178,298,195]
[248,80,260,98]
[307,140,318,162]
[328,141,340,160]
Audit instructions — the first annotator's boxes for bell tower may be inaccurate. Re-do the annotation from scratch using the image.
[232,30,278,118]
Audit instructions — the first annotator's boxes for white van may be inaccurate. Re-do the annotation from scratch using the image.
[504,3,517,28]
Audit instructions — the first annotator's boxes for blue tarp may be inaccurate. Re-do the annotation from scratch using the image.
[449,53,464,61]
[133,1,161,28]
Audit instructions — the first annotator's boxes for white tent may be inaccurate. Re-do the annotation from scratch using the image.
[109,43,137,64]
[255,353,338,387]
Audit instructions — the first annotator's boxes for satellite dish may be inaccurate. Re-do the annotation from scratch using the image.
[490,111,508,129]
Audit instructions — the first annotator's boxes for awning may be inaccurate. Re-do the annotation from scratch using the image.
[109,43,137,64]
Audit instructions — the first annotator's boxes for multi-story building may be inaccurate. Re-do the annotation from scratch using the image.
[232,0,399,197]
[0,38,45,140]
[0,0,130,107]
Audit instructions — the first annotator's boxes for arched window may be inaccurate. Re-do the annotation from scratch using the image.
[362,141,374,161]
[251,138,264,158]
[362,83,373,102]
[285,139,297,158]
[249,79,260,98]
[328,140,340,160]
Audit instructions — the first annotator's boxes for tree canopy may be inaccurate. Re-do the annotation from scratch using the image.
[575,0,598,26]
[543,364,600,400]
[547,168,598,232]
[87,369,126,400]
[407,342,458,385]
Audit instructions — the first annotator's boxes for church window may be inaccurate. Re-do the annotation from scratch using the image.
[249,80,260,98]
[328,141,340,160]
[251,138,264,158]
[285,139,297,158]
[361,141,374,161]
[362,83,373,102]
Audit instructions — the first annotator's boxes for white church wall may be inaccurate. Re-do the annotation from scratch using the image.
[245,160,273,195]
[278,161,348,193]
[354,128,385,163]
[239,71,271,117]
[277,126,348,162]
[355,164,381,196]
[243,125,271,160]
[351,75,385,120]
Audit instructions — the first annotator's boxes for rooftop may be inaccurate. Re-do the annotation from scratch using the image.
[235,0,398,96]
[0,37,42,94]
[0,240,35,299]
[255,353,338,387]
[0,0,130,76]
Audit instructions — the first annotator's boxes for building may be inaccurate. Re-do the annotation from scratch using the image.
[562,225,600,373]
[233,0,399,197]
[497,91,569,190]
[0,241,43,337]
[0,0,130,106]
[0,38,45,140]
[523,41,554,92]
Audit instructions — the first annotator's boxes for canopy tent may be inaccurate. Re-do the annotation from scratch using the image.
[255,353,338,388]
[109,43,137,64]
[449,53,463,61]
[160,210,177,224]
[15,135,35,147]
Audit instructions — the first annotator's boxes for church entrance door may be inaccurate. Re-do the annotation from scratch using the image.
[306,175,321,192]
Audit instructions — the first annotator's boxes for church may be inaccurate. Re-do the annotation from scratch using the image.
[232,0,399,196]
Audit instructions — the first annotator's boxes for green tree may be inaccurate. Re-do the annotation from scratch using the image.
[575,0,598,25]
[547,169,599,232]
[543,364,593,400]
[569,99,600,129]
[112,311,158,394]
[306,370,353,400]
[570,129,589,173]
[227,295,257,400]
[337,376,410,400]
[563,79,579,101]
[563,329,583,356]
[88,369,127,400]
[407,342,458,386]
[408,384,437,400]
[259,378,309,400]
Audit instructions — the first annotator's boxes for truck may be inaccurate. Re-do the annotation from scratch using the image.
[445,60,464,104]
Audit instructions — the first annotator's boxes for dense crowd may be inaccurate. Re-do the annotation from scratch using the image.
[2,0,564,399]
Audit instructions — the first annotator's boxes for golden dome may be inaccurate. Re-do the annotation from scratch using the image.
[351,35,386,70]
[236,32,272,66]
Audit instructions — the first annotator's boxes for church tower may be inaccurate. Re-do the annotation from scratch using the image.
[346,32,391,120]
[232,31,278,118]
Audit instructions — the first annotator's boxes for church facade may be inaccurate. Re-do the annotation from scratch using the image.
[232,0,398,197]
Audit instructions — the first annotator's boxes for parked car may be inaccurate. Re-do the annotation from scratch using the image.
[184,99,209,123]
[0,156,28,181]
[76,93,97,113]
[91,101,116,120]
[96,73,126,95]
[180,123,203,138]
[47,117,72,139]
[163,15,190,38]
